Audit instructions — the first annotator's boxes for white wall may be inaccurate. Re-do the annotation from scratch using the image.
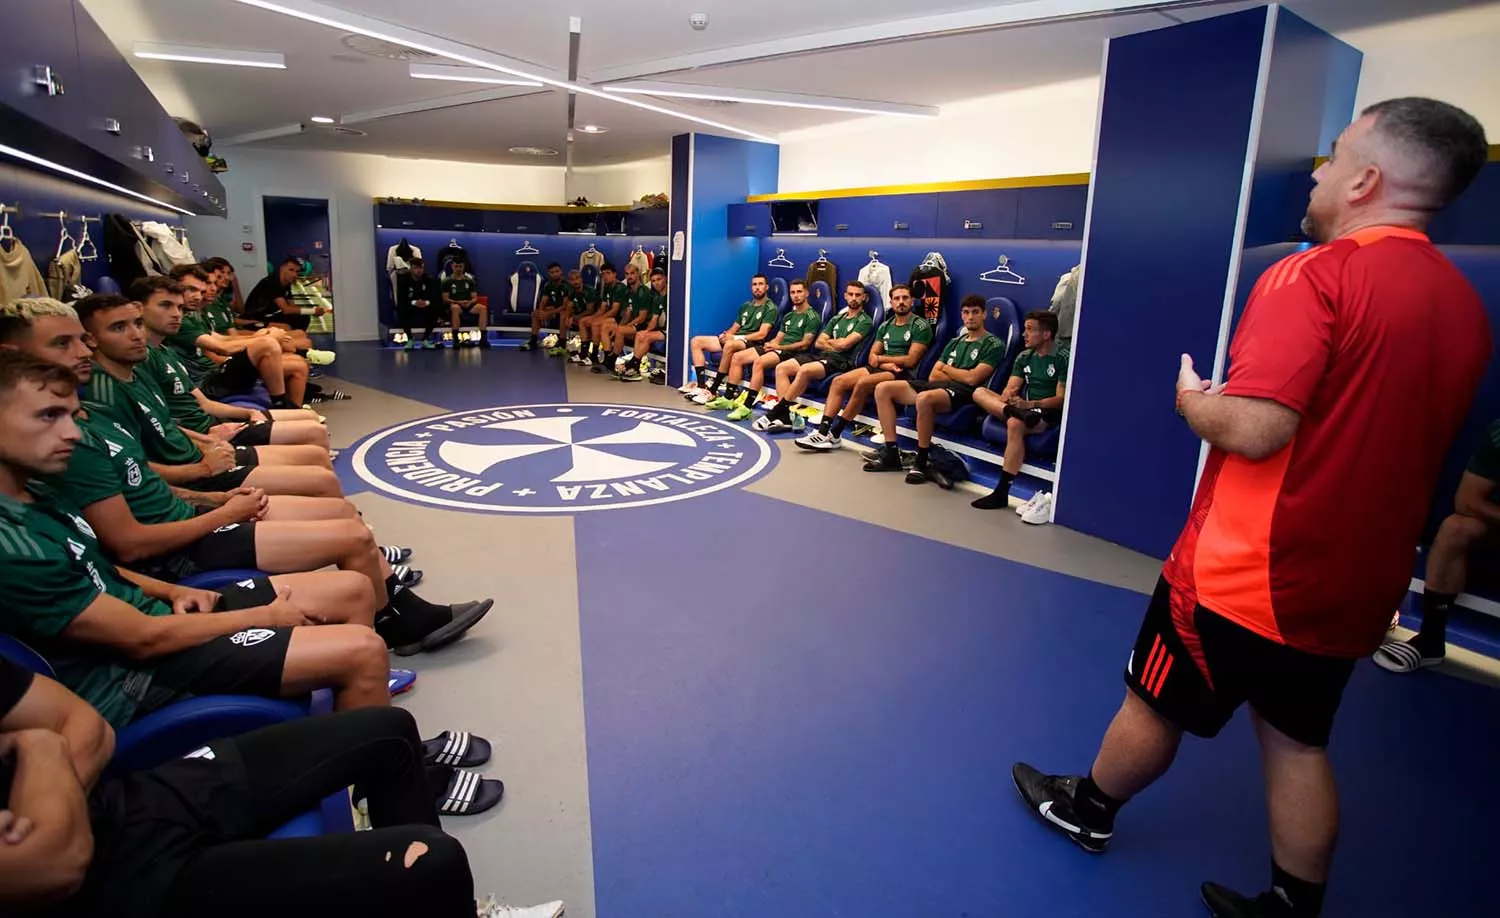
[776,77,1102,192]
[187,148,565,341]
[773,4,1500,194]
[566,156,672,206]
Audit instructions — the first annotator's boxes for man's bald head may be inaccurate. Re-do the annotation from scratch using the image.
[1303,97,1486,242]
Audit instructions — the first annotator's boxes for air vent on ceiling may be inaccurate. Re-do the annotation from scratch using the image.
[340,34,438,61]
[328,53,368,65]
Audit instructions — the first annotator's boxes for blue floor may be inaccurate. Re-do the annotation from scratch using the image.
[341,345,1500,917]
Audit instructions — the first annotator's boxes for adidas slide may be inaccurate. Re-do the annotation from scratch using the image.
[431,766,505,817]
[381,545,412,564]
[393,599,495,656]
[423,730,492,768]
[1372,639,1444,674]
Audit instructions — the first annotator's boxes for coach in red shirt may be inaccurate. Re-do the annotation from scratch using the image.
[1014,97,1491,918]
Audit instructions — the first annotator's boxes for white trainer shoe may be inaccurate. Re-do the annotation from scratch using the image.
[476,895,565,918]
[691,390,713,405]
[1016,491,1042,517]
[794,431,841,451]
[1021,492,1053,525]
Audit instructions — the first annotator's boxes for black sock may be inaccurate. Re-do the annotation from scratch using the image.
[295,348,309,357]
[1415,589,1455,649]
[817,417,831,435]
[724,383,740,400]
[706,374,723,394]
[1074,774,1125,831]
[742,387,759,405]
[768,400,792,422]
[692,365,706,383]
[1270,861,1326,917]
[830,416,848,438]
[882,441,899,459]
[915,445,930,468]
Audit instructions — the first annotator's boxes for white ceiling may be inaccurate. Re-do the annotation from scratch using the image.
[81,0,1485,168]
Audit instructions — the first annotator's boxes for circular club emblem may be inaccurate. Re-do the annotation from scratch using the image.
[351,403,775,513]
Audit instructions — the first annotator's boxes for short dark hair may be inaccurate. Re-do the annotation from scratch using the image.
[601,263,618,274]
[752,274,768,284]
[201,257,232,272]
[1362,97,1488,209]
[74,293,134,330]
[169,264,209,283]
[960,294,986,311]
[130,276,183,302]
[889,284,911,297]
[1025,310,1059,338]
[650,267,666,278]
[845,280,866,292]
[278,257,301,269]
[0,348,78,396]
[547,261,562,271]
[789,279,806,289]
[409,256,425,267]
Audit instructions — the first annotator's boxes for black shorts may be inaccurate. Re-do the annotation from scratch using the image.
[811,353,856,375]
[749,345,786,360]
[215,576,278,610]
[230,420,273,447]
[182,463,255,493]
[909,379,976,408]
[136,627,293,718]
[1124,576,1356,748]
[202,352,260,398]
[1003,404,1063,430]
[134,520,260,582]
[270,313,311,332]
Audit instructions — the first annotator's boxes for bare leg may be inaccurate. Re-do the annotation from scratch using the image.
[1253,711,1339,883]
[279,625,391,710]
[873,380,915,443]
[269,408,323,423]
[259,495,357,522]
[473,305,488,334]
[1089,691,1183,801]
[254,518,384,609]
[913,390,951,447]
[244,337,287,398]
[283,355,309,406]
[785,363,825,402]
[268,421,331,450]
[1427,514,1485,593]
[845,373,893,420]
[1004,417,1029,475]
[244,464,343,498]
[265,570,378,626]
[254,443,333,469]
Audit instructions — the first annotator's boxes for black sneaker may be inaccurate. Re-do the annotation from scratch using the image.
[1011,763,1113,854]
[863,450,905,472]
[477,337,492,349]
[519,338,535,351]
[1200,883,1295,917]
[904,465,931,485]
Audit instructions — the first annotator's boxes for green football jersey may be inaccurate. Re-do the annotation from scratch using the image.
[600,282,630,314]
[776,307,822,349]
[938,332,1005,373]
[442,275,477,301]
[874,315,934,357]
[142,343,214,434]
[570,285,601,313]
[84,365,201,465]
[205,293,236,334]
[1011,346,1070,400]
[163,310,217,383]
[818,310,873,356]
[618,283,655,324]
[49,415,195,526]
[0,483,167,727]
[640,289,668,329]
[733,300,777,335]
[539,279,571,309]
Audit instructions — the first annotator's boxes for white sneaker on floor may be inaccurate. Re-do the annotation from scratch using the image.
[794,430,840,451]
[1016,491,1042,517]
[477,896,564,918]
[691,390,713,405]
[1021,492,1053,525]
[677,381,699,394]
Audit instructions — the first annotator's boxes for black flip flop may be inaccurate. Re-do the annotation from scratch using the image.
[393,599,494,656]
[436,768,504,816]
[423,730,492,768]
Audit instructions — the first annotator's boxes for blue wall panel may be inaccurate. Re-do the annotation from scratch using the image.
[371,228,665,327]
[0,160,184,295]
[1055,8,1270,558]
[682,134,779,378]
[668,134,691,382]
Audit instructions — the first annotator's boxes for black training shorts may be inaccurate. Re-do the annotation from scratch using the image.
[215,576,278,610]
[135,626,293,716]
[181,464,255,492]
[1124,576,1356,748]
[134,521,260,582]
[202,352,260,398]
[230,421,274,447]
[908,379,976,408]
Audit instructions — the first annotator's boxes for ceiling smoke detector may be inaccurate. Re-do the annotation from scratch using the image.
[340,34,437,61]
[508,146,559,156]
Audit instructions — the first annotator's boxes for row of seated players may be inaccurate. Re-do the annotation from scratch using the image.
[680,275,1068,512]
[0,305,558,914]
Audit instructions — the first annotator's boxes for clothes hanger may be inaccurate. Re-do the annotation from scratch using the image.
[816,249,830,263]
[767,248,794,269]
[516,241,539,255]
[40,211,77,259]
[979,255,1026,285]
[867,249,882,264]
[77,216,100,262]
[0,204,20,244]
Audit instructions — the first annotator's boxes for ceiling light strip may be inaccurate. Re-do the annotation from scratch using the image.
[409,63,542,86]
[604,82,939,118]
[0,143,196,215]
[133,42,286,69]
[227,0,777,143]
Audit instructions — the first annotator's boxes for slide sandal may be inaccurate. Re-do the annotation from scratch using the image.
[388,669,417,696]
[423,730,492,768]
[437,768,504,816]
[381,545,412,564]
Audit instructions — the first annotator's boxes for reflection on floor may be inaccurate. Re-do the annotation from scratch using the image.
[317,343,1498,918]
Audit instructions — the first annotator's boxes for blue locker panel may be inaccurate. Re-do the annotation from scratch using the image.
[727,203,771,237]
[1015,186,1088,239]
[626,209,669,235]
[1429,162,1500,246]
[418,207,482,232]
[504,211,560,236]
[819,194,938,238]
[376,204,425,230]
[0,0,83,137]
[935,190,1021,239]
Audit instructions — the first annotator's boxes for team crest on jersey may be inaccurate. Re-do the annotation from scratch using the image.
[230,628,276,647]
[125,458,143,487]
[352,403,776,514]
[1047,364,1056,377]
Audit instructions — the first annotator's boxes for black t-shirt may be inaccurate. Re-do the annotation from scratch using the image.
[0,656,35,804]
[243,274,292,325]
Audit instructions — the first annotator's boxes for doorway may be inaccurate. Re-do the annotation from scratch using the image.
[262,195,335,337]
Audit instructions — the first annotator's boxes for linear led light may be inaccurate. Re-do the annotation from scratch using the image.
[226,0,777,143]
[0,143,195,216]
[218,122,308,145]
[604,82,940,119]
[410,63,542,87]
[133,41,286,69]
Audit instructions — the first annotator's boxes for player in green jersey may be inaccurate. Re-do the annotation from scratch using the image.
[443,259,488,348]
[522,261,570,351]
[972,310,1069,510]
[866,295,1004,486]
[686,274,778,401]
[755,281,876,432]
[709,280,823,418]
[575,263,625,366]
[592,264,655,373]
[616,268,669,382]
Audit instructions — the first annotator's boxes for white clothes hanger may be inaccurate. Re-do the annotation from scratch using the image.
[867,249,882,265]
[815,248,830,263]
[979,255,1026,286]
[41,211,77,259]
[515,241,539,255]
[77,216,100,262]
[767,248,794,269]
[0,205,18,242]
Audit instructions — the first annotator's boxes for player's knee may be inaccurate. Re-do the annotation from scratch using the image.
[344,626,391,676]
[332,570,379,619]
[1007,416,1027,433]
[1438,513,1488,548]
[392,825,468,880]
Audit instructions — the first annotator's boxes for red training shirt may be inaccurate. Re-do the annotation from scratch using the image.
[1163,226,1491,657]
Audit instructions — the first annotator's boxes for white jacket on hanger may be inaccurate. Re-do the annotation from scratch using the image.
[1051,264,1081,342]
[857,260,893,312]
[139,221,196,266]
[386,243,422,299]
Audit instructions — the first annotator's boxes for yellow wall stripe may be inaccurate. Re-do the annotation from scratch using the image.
[744,172,1091,203]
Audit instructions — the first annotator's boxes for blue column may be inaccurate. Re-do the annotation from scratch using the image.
[1054,4,1360,558]
[665,133,779,386]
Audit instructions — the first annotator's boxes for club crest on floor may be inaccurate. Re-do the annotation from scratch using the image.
[351,403,775,513]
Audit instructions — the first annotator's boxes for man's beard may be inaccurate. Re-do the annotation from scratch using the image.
[1300,211,1324,243]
